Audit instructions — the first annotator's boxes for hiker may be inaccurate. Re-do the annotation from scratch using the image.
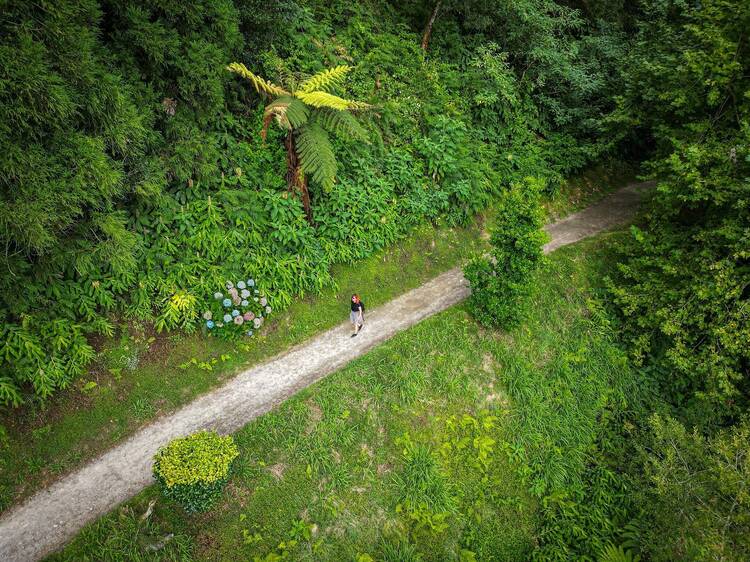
[350,294,365,337]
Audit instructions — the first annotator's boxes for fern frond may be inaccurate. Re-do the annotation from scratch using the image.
[263,96,310,134]
[296,123,337,191]
[296,90,371,111]
[317,108,369,142]
[299,65,351,93]
[226,62,290,97]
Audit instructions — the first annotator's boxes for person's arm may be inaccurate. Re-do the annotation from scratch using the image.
[358,303,364,322]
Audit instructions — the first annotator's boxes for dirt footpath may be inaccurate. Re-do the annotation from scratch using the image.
[0,181,654,561]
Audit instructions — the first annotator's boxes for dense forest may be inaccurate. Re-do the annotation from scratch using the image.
[1,0,748,560]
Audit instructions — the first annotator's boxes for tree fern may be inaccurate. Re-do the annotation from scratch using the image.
[298,65,351,93]
[296,90,370,111]
[296,123,337,191]
[317,108,369,142]
[263,96,309,133]
[226,63,289,97]
[228,61,371,221]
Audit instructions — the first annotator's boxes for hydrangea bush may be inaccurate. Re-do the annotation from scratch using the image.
[203,277,272,338]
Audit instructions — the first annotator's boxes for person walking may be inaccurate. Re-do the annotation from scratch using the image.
[350,294,365,337]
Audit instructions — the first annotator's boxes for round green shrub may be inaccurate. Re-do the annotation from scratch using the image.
[153,430,239,513]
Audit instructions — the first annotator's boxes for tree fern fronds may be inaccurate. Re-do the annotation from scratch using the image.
[263,96,310,132]
[295,90,371,111]
[296,123,337,191]
[317,108,369,142]
[226,62,290,97]
[299,65,352,93]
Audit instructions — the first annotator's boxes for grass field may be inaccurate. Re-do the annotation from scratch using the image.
[49,232,633,561]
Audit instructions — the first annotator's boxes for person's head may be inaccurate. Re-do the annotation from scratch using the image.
[351,294,360,303]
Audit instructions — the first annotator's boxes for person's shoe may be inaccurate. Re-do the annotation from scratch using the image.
[351,332,358,338]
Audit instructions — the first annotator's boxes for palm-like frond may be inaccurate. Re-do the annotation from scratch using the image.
[296,123,337,192]
[295,90,371,111]
[262,96,309,137]
[226,62,290,97]
[299,65,351,94]
[317,108,369,142]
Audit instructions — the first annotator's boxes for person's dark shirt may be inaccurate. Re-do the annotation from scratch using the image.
[351,300,364,312]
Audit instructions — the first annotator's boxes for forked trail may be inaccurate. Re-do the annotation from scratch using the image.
[0,181,654,561]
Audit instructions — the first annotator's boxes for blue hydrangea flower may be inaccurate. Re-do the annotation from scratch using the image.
[241,299,248,306]
[247,279,255,287]
[223,314,232,323]
[246,330,253,337]
[237,281,246,289]
[222,298,232,308]
[240,289,250,298]
[231,309,240,317]
[206,320,215,329]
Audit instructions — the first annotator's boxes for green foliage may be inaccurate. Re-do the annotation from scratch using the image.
[395,435,456,535]
[3,0,621,406]
[608,0,750,426]
[599,543,640,562]
[464,179,546,328]
[51,500,194,561]
[0,320,95,406]
[636,415,750,562]
[153,431,238,513]
[296,121,338,191]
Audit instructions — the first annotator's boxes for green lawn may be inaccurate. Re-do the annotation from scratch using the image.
[50,232,632,561]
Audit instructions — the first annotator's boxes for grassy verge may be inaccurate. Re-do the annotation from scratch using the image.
[50,232,630,561]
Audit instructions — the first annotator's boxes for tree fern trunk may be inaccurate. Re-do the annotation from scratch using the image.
[285,132,314,225]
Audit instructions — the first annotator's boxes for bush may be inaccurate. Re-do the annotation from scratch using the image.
[637,415,750,561]
[464,178,546,329]
[153,431,239,513]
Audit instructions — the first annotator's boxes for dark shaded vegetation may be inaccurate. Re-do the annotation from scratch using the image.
[1,0,748,560]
